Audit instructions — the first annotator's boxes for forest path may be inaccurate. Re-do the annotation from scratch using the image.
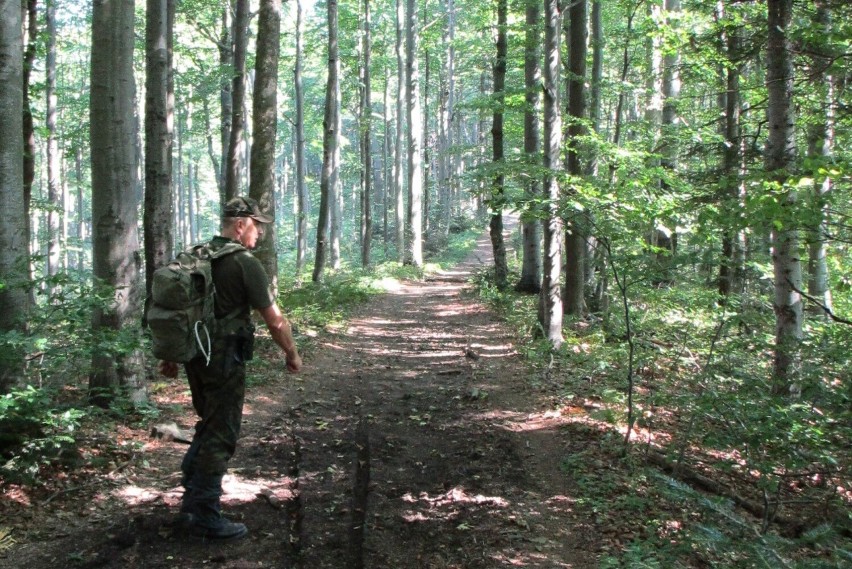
[2,219,605,569]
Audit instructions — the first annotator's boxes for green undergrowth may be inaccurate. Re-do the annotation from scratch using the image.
[470,265,852,568]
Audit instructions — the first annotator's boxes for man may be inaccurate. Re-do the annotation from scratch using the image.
[159,196,302,540]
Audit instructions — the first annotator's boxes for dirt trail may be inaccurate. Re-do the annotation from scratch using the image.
[1,225,604,568]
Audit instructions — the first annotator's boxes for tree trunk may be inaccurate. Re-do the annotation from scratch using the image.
[395,0,406,263]
[225,0,249,201]
[563,0,587,316]
[405,0,423,267]
[0,0,29,392]
[717,4,744,298]
[89,0,146,406]
[537,0,563,348]
[515,0,542,294]
[360,0,373,267]
[22,0,37,301]
[250,0,281,296]
[144,0,174,322]
[805,1,833,318]
[489,0,509,290]
[766,0,802,393]
[313,0,341,282]
[294,0,309,275]
[218,5,233,203]
[46,0,62,291]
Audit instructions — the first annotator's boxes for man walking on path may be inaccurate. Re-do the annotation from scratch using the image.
[159,196,302,540]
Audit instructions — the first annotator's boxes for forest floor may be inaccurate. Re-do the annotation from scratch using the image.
[1,222,618,568]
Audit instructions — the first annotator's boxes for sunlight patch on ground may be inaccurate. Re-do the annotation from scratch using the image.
[490,551,574,567]
[111,473,296,508]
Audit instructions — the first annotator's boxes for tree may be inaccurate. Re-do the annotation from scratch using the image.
[144,0,174,320]
[22,0,37,295]
[537,0,563,348]
[563,0,587,316]
[313,0,341,282]
[805,1,834,317]
[250,0,282,294]
[765,0,802,392]
[294,0,309,275]
[0,0,29,392]
[515,0,542,294]
[406,0,424,267]
[360,0,373,267]
[488,0,508,290]
[225,0,249,201]
[394,0,406,263]
[46,0,62,283]
[89,0,146,405]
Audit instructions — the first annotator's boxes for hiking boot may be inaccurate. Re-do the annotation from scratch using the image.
[188,515,248,540]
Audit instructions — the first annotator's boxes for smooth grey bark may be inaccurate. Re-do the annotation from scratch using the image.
[394,0,406,262]
[217,6,233,203]
[313,0,340,282]
[563,0,587,316]
[249,0,281,296]
[224,0,249,201]
[294,0,309,275]
[488,0,509,290]
[766,0,802,392]
[405,0,423,267]
[89,0,146,406]
[537,0,563,348]
[515,0,542,294]
[360,0,373,267]
[23,0,37,301]
[0,0,29,392]
[717,4,745,298]
[805,1,833,317]
[144,0,174,320]
[46,0,62,286]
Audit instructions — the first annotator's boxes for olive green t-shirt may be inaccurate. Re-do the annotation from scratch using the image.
[209,236,274,324]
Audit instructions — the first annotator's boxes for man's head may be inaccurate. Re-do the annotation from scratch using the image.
[221,196,272,249]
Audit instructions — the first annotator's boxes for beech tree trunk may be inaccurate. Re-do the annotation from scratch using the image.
[515,0,542,294]
[360,0,373,267]
[488,0,509,290]
[538,0,563,348]
[224,0,249,201]
[313,0,341,282]
[46,0,62,288]
[717,4,744,298]
[405,0,423,267]
[89,0,146,406]
[294,0,309,275]
[766,0,802,393]
[805,1,833,317]
[217,6,232,203]
[563,0,587,316]
[395,0,406,263]
[250,0,281,295]
[0,0,28,392]
[144,0,174,320]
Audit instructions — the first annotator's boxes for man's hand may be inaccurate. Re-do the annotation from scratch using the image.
[285,351,302,373]
[158,360,179,378]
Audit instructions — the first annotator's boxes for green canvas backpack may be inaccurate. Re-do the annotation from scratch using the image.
[146,241,245,365]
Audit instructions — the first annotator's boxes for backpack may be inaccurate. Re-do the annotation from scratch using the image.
[146,241,245,365]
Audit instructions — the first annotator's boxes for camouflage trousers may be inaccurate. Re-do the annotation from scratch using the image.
[181,338,247,484]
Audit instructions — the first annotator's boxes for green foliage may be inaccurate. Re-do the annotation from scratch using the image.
[0,386,85,484]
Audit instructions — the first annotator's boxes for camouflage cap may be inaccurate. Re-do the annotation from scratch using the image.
[222,196,273,224]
